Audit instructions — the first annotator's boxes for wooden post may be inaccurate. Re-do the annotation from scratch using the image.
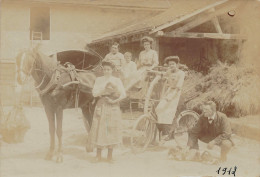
[236,39,244,61]
[153,37,160,64]
[30,83,33,107]
[211,16,223,33]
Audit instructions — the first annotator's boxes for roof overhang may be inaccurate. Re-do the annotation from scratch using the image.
[88,0,243,46]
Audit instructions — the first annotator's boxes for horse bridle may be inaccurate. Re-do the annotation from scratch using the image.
[18,51,47,88]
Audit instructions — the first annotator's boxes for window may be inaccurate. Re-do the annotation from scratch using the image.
[30,7,50,40]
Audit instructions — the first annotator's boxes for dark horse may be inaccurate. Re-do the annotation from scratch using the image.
[16,47,101,162]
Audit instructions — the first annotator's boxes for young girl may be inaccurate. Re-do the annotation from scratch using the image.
[89,61,126,163]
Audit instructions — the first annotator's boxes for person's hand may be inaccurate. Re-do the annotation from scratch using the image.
[207,141,215,149]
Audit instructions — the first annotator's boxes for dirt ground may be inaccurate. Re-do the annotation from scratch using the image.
[1,107,260,177]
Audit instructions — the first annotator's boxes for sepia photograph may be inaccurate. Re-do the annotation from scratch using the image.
[0,0,260,177]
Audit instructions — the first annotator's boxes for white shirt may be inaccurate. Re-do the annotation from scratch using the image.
[122,61,137,78]
[104,52,125,68]
[92,75,126,99]
[208,113,216,124]
[139,49,158,68]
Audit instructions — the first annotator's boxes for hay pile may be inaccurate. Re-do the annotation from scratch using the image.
[182,62,260,117]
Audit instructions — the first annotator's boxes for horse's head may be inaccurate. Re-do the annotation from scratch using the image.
[16,49,37,85]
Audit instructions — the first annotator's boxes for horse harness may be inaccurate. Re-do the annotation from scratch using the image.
[36,62,78,96]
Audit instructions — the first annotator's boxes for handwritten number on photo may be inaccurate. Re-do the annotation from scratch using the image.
[216,167,221,174]
[232,166,237,177]
[222,167,227,175]
[216,166,237,177]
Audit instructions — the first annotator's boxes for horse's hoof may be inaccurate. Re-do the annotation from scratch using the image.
[56,155,63,163]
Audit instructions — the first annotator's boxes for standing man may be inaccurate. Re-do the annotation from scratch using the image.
[187,101,233,162]
[104,42,125,71]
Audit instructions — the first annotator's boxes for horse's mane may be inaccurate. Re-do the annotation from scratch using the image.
[32,49,58,76]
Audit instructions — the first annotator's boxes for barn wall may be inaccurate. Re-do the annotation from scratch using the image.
[1,2,160,59]
[0,61,16,106]
[0,4,30,60]
[0,2,160,106]
[159,38,240,73]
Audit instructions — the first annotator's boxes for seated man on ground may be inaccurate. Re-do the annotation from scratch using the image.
[187,101,233,162]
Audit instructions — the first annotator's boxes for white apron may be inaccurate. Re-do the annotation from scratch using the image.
[155,70,185,124]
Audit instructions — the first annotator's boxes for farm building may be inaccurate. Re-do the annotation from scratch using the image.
[87,0,247,72]
[87,0,260,117]
[0,0,173,105]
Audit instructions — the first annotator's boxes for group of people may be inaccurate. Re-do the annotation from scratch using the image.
[102,36,159,84]
[87,36,233,164]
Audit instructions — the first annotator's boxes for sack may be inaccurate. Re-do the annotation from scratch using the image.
[0,105,30,143]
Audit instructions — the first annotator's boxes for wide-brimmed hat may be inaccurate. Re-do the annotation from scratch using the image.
[164,56,180,64]
[141,36,154,44]
[102,60,115,69]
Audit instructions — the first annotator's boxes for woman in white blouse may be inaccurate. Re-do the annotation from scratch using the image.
[138,36,159,70]
[89,61,126,163]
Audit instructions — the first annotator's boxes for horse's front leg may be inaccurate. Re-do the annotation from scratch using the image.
[44,108,55,160]
[56,107,63,163]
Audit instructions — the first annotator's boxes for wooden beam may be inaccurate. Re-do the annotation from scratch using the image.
[172,4,235,34]
[153,37,160,58]
[211,16,223,33]
[149,0,228,34]
[159,32,247,40]
[173,12,217,33]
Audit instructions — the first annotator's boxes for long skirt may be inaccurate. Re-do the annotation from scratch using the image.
[89,97,122,149]
[155,89,181,124]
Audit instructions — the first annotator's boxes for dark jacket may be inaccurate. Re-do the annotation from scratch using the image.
[189,111,232,146]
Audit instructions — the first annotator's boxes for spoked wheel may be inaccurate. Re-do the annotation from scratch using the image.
[131,114,154,153]
[174,110,199,148]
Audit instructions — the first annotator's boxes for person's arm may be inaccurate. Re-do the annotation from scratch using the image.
[151,51,159,68]
[119,53,126,67]
[115,78,126,102]
[165,72,185,101]
[92,78,105,97]
[187,116,203,149]
[211,114,232,145]
[103,54,109,62]
[131,62,137,72]
[107,78,126,104]
[176,71,185,91]
[137,52,143,68]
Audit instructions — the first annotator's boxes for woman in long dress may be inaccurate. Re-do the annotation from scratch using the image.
[155,56,185,140]
[89,61,126,163]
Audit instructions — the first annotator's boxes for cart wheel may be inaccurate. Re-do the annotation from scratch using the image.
[174,110,199,148]
[131,114,154,153]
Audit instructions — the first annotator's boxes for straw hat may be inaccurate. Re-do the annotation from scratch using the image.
[141,36,154,44]
[164,56,180,64]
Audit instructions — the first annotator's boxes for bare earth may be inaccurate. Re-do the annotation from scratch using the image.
[1,107,260,177]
